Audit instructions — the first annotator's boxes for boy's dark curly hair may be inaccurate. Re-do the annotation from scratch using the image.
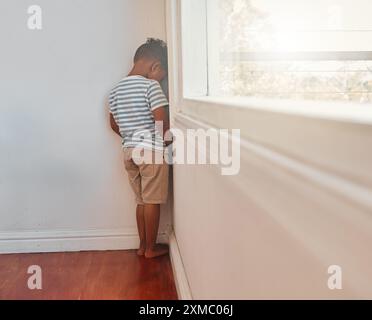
[134,38,168,72]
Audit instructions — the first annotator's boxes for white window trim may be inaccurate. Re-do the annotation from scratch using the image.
[184,95,372,125]
[166,0,372,190]
[167,0,372,122]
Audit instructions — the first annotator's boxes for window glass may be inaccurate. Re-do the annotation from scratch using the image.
[212,0,372,103]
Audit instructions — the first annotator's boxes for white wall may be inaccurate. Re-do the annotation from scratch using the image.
[0,0,170,253]
[167,0,372,299]
[172,114,372,300]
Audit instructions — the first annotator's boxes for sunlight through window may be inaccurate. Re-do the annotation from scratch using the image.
[208,0,372,103]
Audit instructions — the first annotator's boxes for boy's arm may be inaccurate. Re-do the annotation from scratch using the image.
[110,113,121,137]
[152,107,171,146]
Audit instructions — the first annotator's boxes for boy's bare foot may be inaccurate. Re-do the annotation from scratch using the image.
[145,244,169,259]
[137,242,146,256]
[137,246,146,256]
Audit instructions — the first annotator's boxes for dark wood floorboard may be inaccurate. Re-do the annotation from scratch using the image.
[0,250,178,300]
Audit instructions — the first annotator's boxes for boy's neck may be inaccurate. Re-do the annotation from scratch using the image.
[128,62,149,78]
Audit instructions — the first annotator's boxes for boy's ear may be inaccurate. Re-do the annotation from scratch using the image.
[152,61,162,71]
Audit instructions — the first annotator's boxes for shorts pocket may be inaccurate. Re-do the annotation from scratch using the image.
[140,164,155,179]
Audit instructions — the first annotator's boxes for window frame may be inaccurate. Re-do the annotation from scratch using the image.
[169,0,372,119]
[220,51,372,61]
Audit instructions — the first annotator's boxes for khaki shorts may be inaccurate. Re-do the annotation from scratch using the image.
[124,148,169,205]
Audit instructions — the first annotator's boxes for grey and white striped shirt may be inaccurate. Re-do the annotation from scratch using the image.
[109,75,169,151]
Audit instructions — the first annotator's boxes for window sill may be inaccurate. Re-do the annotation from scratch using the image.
[183,95,372,125]
[174,95,372,191]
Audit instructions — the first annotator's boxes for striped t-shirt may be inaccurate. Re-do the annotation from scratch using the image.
[109,75,169,151]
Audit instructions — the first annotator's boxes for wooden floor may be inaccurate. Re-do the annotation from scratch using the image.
[0,250,178,300]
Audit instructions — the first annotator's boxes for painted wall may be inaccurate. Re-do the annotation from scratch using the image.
[166,0,372,300]
[172,114,372,299]
[0,0,170,252]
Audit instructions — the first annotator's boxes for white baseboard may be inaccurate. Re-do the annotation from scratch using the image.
[0,229,169,254]
[168,232,192,300]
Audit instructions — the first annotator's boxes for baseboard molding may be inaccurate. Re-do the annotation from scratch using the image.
[168,232,192,300]
[0,229,169,254]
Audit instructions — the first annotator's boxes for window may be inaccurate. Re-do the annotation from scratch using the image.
[205,0,372,103]
[173,0,372,192]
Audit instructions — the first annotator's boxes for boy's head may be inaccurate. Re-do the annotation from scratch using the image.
[134,38,168,82]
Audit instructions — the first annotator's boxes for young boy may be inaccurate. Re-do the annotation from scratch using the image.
[108,39,170,259]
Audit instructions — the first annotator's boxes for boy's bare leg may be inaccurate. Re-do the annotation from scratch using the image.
[136,204,146,256]
[144,204,169,259]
